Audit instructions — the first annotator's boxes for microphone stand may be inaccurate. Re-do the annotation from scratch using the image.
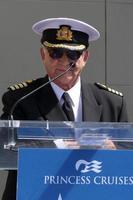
[5,62,75,150]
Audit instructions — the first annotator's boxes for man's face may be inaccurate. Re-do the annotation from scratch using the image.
[40,46,89,90]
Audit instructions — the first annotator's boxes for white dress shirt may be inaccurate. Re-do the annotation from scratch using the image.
[50,78,82,122]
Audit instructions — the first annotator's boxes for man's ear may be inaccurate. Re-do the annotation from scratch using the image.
[83,50,90,62]
[40,47,45,60]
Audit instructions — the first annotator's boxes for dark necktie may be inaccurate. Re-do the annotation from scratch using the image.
[62,92,74,121]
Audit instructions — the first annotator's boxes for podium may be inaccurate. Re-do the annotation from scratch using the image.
[0,120,133,199]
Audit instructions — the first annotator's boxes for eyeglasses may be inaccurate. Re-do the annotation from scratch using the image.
[46,47,83,61]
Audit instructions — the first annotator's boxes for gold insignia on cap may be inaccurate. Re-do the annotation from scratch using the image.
[56,26,73,41]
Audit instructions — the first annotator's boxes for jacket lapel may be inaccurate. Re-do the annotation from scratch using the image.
[82,83,103,121]
[35,77,67,121]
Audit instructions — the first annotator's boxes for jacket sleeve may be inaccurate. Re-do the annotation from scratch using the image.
[1,92,13,119]
[1,91,25,120]
[118,97,128,122]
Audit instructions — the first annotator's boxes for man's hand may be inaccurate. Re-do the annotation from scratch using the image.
[54,139,116,150]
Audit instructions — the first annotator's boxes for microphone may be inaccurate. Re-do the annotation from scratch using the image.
[9,61,75,120]
[5,62,75,149]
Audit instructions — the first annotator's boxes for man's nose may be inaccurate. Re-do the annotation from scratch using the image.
[60,52,68,60]
[58,53,70,65]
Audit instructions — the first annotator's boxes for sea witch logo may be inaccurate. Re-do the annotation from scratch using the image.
[75,160,102,173]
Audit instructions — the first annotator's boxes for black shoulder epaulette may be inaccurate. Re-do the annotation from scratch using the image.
[95,82,123,97]
[8,80,34,91]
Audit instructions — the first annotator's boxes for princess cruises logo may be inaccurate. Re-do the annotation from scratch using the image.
[43,158,133,186]
[75,159,102,173]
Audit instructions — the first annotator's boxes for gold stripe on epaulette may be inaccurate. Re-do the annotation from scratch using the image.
[8,79,33,91]
[18,83,24,88]
[9,86,16,91]
[26,80,33,83]
[95,82,123,97]
[14,84,20,89]
[22,82,27,87]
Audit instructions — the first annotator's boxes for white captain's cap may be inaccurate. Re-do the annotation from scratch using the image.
[32,17,100,50]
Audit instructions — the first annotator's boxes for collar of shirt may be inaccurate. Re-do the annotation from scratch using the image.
[50,77,81,104]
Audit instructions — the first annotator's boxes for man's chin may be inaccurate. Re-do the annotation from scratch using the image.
[54,77,77,90]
